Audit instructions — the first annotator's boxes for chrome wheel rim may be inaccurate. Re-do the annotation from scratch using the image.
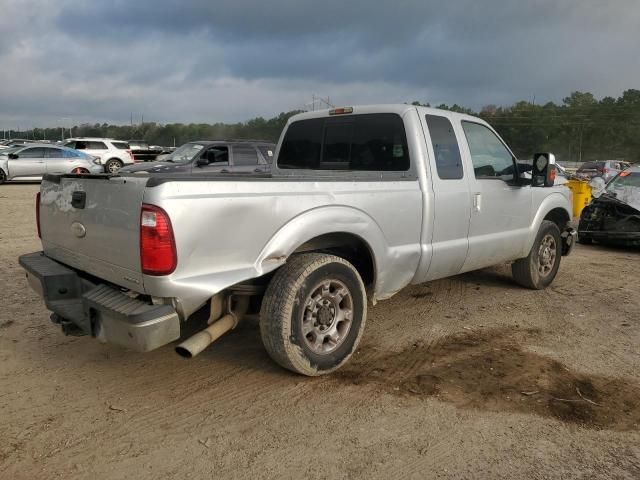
[107,162,120,173]
[538,234,557,277]
[301,279,353,354]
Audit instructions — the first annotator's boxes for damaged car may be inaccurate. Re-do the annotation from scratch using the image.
[578,166,640,246]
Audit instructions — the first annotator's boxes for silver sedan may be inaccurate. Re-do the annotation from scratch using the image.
[0,143,103,183]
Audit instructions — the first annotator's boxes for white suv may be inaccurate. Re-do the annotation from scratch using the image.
[64,138,135,173]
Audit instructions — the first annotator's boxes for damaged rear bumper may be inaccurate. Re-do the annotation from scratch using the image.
[19,251,180,352]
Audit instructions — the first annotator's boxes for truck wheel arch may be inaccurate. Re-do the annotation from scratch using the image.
[525,193,572,255]
[255,206,386,295]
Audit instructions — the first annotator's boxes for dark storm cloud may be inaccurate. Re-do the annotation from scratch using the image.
[1,0,639,127]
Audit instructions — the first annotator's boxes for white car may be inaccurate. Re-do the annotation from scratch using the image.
[64,138,135,173]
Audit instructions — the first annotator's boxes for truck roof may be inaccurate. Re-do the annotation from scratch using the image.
[289,104,487,125]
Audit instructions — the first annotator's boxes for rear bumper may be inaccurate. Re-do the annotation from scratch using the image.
[19,251,180,352]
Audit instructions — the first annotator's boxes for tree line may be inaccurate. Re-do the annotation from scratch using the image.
[8,90,640,163]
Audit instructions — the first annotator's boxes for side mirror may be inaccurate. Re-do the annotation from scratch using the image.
[195,157,208,167]
[531,153,557,187]
[8,153,18,159]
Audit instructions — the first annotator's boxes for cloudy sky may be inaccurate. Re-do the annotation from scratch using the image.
[1,0,638,128]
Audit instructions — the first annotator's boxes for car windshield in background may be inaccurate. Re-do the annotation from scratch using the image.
[0,146,23,155]
[166,143,204,163]
[607,171,640,191]
[112,142,130,150]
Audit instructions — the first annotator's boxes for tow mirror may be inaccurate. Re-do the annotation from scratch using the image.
[531,153,556,187]
[8,153,18,159]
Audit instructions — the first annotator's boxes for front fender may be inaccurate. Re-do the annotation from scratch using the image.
[524,191,572,254]
[256,205,419,301]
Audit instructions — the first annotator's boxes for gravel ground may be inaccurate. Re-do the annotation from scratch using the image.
[1,183,639,479]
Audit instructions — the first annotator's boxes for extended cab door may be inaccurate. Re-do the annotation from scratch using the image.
[459,121,532,272]
[420,113,472,281]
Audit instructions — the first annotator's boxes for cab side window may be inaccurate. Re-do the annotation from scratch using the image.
[425,114,463,180]
[203,146,229,164]
[18,147,46,158]
[462,122,515,180]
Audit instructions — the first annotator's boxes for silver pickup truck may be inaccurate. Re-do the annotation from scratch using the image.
[20,105,576,376]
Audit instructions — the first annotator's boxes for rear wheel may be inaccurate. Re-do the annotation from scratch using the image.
[72,167,89,174]
[260,253,367,376]
[105,158,123,173]
[512,220,562,289]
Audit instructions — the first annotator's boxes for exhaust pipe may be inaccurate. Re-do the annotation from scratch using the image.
[175,296,248,359]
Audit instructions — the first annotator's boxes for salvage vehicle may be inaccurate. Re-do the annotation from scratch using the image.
[576,160,631,183]
[119,140,275,175]
[19,105,575,376]
[578,166,640,246]
[0,143,102,183]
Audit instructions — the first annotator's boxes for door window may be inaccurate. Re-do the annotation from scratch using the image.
[233,146,259,166]
[86,141,108,150]
[202,146,229,165]
[462,122,515,180]
[18,147,46,158]
[45,148,65,158]
[425,115,463,180]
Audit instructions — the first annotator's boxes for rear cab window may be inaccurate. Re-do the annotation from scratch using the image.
[232,146,259,166]
[425,114,463,180]
[278,113,410,173]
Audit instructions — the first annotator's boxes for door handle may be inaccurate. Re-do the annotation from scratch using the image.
[254,168,262,172]
[220,169,230,173]
[473,193,482,212]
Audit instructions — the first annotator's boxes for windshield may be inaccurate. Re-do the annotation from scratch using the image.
[166,143,204,163]
[607,171,640,191]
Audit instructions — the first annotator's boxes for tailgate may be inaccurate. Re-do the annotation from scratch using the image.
[40,175,148,291]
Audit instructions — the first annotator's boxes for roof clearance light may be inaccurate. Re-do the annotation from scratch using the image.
[329,107,354,115]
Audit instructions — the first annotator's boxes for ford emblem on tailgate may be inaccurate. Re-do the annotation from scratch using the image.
[70,222,87,238]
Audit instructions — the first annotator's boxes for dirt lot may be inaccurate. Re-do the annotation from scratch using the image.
[1,184,639,479]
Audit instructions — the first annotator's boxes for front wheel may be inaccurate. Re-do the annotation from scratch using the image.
[0,169,5,184]
[260,253,367,376]
[104,158,123,173]
[512,220,562,289]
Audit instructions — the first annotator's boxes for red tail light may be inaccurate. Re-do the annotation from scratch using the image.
[140,204,177,275]
[36,192,41,238]
[128,149,136,162]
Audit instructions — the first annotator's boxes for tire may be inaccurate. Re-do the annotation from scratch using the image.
[260,253,367,376]
[104,158,123,173]
[0,169,5,184]
[72,167,89,174]
[512,220,562,290]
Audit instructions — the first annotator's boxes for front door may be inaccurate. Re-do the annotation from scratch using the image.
[10,147,46,179]
[459,121,532,272]
[420,113,472,282]
[196,146,230,173]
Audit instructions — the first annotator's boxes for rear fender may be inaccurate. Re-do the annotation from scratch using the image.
[256,205,418,301]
